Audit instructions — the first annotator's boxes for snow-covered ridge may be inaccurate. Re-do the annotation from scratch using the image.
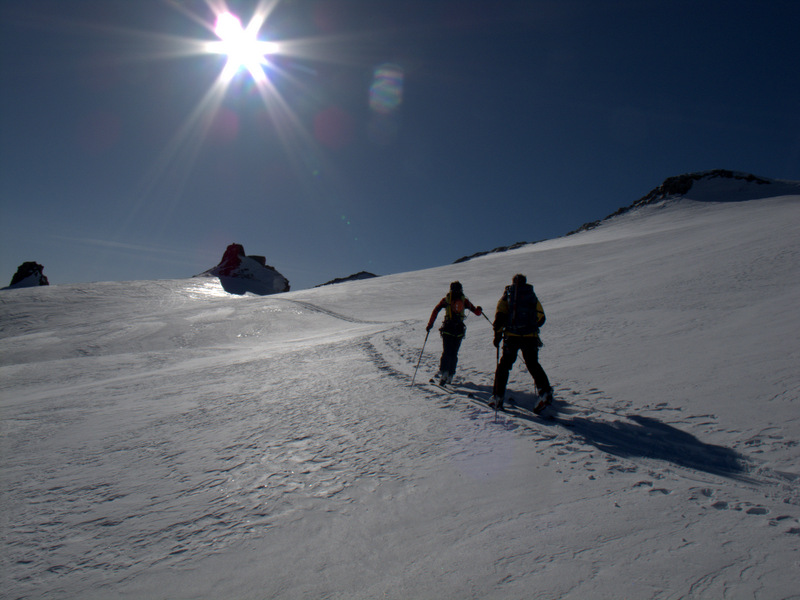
[568,169,800,234]
[454,170,799,264]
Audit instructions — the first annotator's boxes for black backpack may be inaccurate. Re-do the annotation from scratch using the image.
[504,283,539,335]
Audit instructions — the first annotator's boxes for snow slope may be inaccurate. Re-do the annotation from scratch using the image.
[1,194,799,599]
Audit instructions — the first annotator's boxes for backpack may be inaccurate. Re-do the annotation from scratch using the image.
[441,292,467,337]
[504,283,539,335]
[445,293,466,321]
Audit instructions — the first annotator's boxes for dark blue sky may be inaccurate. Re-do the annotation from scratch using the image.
[2,0,798,290]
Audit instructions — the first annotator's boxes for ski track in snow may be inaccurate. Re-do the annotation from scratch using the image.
[366,330,800,577]
[362,326,800,599]
[369,328,800,501]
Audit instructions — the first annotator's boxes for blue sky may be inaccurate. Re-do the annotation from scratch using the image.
[1,0,798,290]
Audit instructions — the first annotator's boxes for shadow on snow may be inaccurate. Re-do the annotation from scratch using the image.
[558,414,749,480]
[217,276,274,296]
[458,382,749,480]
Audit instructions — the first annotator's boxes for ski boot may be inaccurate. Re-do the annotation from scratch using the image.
[488,396,504,410]
[533,390,553,415]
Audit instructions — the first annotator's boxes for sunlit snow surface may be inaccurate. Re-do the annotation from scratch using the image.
[182,278,232,299]
[2,196,799,598]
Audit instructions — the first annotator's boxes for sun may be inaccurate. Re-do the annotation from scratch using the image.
[130,0,338,214]
[128,0,290,211]
[207,11,279,84]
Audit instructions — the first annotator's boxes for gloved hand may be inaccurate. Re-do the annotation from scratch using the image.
[475,306,483,316]
[493,330,502,347]
[426,324,433,332]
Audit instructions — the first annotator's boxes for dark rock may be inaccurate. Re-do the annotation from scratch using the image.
[454,241,531,264]
[316,271,378,287]
[6,262,49,289]
[216,243,246,276]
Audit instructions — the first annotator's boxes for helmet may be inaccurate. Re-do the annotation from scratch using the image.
[512,274,527,285]
[450,281,463,294]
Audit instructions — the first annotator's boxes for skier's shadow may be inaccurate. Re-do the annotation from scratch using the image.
[555,413,750,480]
[458,383,749,480]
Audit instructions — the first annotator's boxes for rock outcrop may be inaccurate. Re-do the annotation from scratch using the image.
[315,271,378,287]
[5,262,49,289]
[195,243,289,295]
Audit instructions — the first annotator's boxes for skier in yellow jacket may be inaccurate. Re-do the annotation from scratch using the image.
[489,274,553,412]
[426,281,482,385]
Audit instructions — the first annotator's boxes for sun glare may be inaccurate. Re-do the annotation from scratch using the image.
[214,11,243,40]
[134,0,341,216]
[208,11,278,83]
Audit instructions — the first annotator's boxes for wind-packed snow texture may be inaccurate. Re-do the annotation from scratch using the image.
[2,193,799,599]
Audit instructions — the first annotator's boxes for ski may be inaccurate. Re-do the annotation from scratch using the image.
[428,378,455,394]
[421,378,571,427]
[429,380,516,416]
[507,396,548,416]
[422,377,566,424]
[428,378,477,396]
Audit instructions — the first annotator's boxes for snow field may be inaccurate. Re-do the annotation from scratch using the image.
[2,195,799,598]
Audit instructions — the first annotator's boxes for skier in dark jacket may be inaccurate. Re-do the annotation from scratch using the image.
[489,274,553,412]
[426,281,482,385]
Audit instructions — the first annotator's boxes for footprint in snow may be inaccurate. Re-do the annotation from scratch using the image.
[710,500,771,515]
[745,506,769,515]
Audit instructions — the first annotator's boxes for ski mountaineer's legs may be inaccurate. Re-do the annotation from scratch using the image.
[493,336,552,399]
[492,336,522,398]
[439,333,463,378]
[520,339,552,395]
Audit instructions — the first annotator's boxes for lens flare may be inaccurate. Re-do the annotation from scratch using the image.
[314,106,355,149]
[368,63,404,145]
[369,63,404,114]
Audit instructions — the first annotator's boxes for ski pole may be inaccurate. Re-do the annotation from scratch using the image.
[410,329,430,387]
[480,313,499,363]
